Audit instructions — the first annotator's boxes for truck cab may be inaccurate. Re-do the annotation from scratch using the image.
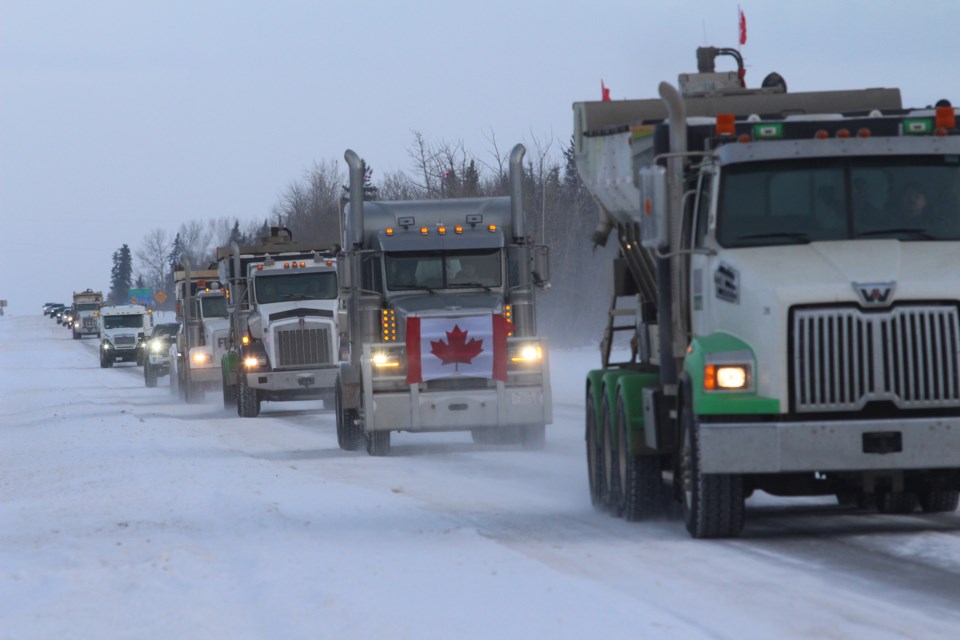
[336,146,552,456]
[218,230,340,417]
[98,304,152,367]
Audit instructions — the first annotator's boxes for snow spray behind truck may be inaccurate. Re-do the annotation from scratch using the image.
[335,145,552,456]
[576,46,960,538]
[217,229,340,417]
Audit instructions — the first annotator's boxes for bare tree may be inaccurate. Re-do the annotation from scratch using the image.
[135,228,173,292]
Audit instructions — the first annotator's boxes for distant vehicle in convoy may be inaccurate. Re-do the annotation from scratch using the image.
[143,322,180,387]
[168,268,230,403]
[98,304,153,368]
[71,289,104,339]
[51,305,66,324]
[218,228,340,417]
[574,45,960,538]
[335,145,552,456]
[42,302,61,316]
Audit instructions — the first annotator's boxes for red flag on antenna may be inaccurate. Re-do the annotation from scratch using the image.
[601,80,611,102]
[738,8,747,45]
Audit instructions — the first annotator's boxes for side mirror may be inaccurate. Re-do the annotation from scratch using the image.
[532,245,550,288]
[638,165,668,250]
[337,254,352,292]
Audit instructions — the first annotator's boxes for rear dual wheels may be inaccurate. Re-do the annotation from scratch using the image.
[615,395,665,521]
[585,390,605,508]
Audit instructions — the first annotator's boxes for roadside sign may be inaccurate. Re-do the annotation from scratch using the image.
[154,291,168,304]
[129,288,152,305]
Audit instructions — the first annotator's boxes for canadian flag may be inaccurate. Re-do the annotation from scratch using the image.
[406,314,509,384]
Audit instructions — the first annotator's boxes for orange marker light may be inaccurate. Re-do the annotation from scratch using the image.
[385,227,394,236]
[857,128,872,138]
[241,335,251,346]
[438,226,446,235]
[716,114,736,136]
[815,130,829,140]
[704,364,717,391]
[420,227,429,236]
[936,106,956,130]
[257,265,263,271]
[455,225,463,234]
[836,128,851,139]
[488,224,497,233]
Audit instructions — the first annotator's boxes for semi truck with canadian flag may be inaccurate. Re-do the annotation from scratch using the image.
[336,144,552,456]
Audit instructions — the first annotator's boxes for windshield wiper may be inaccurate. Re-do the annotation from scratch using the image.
[456,282,492,292]
[857,228,935,240]
[735,232,810,244]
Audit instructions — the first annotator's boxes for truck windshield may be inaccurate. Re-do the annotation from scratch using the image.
[76,304,100,311]
[255,272,338,304]
[103,315,143,329]
[200,296,228,318]
[716,155,960,247]
[385,250,502,291]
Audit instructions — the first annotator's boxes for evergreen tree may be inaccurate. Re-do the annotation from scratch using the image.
[109,244,133,304]
[462,160,481,197]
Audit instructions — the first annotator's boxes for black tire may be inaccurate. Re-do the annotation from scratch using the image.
[144,362,158,388]
[877,491,919,514]
[918,490,960,513]
[836,492,875,509]
[100,350,113,368]
[616,393,665,521]
[335,378,364,451]
[366,430,391,456]
[680,397,744,538]
[237,374,260,417]
[586,390,604,509]
[72,330,80,340]
[600,393,618,513]
[520,424,546,450]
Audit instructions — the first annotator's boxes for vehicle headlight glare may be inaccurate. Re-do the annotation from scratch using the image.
[716,366,748,389]
[192,352,210,365]
[511,344,542,362]
[243,356,262,369]
[372,352,400,368]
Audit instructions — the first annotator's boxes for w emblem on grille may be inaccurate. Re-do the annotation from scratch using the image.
[853,282,895,307]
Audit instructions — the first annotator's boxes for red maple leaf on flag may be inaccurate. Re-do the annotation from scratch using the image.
[430,325,484,365]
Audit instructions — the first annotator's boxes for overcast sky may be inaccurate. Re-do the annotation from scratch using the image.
[2,0,958,314]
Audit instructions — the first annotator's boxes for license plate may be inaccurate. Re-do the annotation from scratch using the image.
[511,390,539,405]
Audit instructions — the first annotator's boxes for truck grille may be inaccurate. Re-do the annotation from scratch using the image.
[792,305,960,412]
[275,326,332,368]
[114,335,137,348]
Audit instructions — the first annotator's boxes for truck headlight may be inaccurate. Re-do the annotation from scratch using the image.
[510,343,543,363]
[243,355,267,369]
[192,352,210,365]
[703,350,754,392]
[372,352,401,369]
[150,339,166,353]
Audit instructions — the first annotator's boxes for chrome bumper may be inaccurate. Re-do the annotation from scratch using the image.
[244,366,338,392]
[698,416,960,474]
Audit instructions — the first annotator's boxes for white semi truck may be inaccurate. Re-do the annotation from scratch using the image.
[71,289,103,339]
[576,46,960,537]
[218,229,340,417]
[98,304,152,367]
[169,268,230,403]
[335,145,552,456]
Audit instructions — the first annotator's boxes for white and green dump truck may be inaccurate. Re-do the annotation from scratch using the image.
[335,145,552,456]
[576,46,960,537]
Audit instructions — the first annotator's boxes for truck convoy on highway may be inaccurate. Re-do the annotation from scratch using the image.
[169,268,230,403]
[575,46,960,537]
[98,304,152,367]
[71,289,103,339]
[335,145,552,456]
[217,229,340,417]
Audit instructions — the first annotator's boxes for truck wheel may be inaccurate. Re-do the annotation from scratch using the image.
[918,490,959,513]
[616,393,664,521]
[72,330,80,340]
[100,350,113,368]
[520,424,546,450]
[600,393,619,513]
[169,361,179,395]
[680,397,744,538]
[238,375,260,417]
[877,491,919,514]
[366,430,391,456]
[184,381,202,404]
[144,362,158,388]
[585,389,605,508]
[221,373,237,410]
[335,378,364,450]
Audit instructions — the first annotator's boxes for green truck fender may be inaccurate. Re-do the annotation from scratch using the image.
[683,332,780,416]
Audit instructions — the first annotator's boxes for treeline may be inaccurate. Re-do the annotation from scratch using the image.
[108,133,616,346]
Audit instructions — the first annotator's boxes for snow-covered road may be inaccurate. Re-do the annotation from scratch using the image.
[3,315,960,640]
